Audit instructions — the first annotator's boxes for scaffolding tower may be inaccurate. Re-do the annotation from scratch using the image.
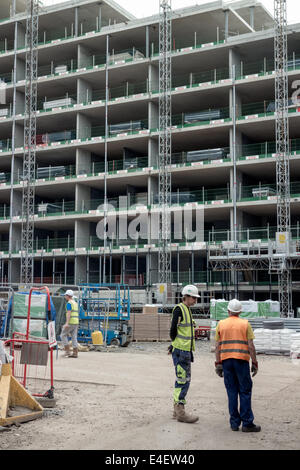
[274,0,292,316]
[21,0,39,285]
[158,0,172,288]
[207,0,294,317]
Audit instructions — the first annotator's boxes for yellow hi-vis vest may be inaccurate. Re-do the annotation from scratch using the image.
[171,302,195,352]
[67,299,79,325]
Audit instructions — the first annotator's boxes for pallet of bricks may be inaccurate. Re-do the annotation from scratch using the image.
[129,305,171,342]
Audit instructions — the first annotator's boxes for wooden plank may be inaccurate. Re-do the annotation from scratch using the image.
[0,375,10,419]
[0,411,44,427]
[10,376,43,411]
[0,362,43,426]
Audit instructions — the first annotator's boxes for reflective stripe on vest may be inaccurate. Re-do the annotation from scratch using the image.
[171,303,195,352]
[218,316,250,361]
[68,299,79,325]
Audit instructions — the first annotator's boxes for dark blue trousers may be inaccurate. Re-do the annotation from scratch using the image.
[222,358,254,428]
[172,348,193,404]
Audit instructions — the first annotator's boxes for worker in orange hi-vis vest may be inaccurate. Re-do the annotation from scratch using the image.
[214,299,260,433]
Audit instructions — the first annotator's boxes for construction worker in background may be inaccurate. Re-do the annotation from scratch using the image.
[169,284,199,423]
[61,289,79,358]
[215,298,260,432]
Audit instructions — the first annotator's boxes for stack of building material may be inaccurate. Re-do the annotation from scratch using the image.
[281,329,294,351]
[290,333,300,357]
[158,314,172,341]
[54,65,68,74]
[129,312,171,341]
[43,97,75,110]
[253,328,294,354]
[210,299,280,320]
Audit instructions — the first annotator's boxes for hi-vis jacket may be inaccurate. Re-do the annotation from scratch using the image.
[171,302,195,352]
[67,299,79,325]
[218,316,250,362]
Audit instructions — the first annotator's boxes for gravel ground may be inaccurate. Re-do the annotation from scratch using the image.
[1,339,299,451]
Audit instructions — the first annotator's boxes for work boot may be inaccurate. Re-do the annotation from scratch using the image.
[175,403,199,424]
[68,347,78,358]
[172,403,180,419]
[63,345,70,357]
[242,423,261,433]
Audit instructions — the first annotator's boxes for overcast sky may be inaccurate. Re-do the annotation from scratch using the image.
[43,0,300,25]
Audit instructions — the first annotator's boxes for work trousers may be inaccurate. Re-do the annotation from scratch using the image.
[172,348,193,405]
[61,324,78,348]
[222,358,254,428]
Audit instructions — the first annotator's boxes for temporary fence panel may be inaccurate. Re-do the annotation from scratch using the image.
[8,333,54,397]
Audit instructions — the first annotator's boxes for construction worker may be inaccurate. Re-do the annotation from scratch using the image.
[215,298,260,432]
[169,284,199,423]
[61,289,79,358]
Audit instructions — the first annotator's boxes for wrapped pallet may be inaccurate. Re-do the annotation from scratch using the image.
[210,299,280,320]
[129,312,171,341]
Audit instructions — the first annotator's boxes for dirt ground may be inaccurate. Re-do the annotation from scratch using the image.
[1,340,300,451]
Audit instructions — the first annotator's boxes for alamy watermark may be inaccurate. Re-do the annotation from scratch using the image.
[95,198,204,243]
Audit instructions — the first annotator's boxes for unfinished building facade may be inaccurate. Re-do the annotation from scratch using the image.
[1,0,300,311]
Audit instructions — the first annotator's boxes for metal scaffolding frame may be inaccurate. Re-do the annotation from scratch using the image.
[158,0,172,286]
[274,0,292,316]
[207,0,294,316]
[21,0,39,285]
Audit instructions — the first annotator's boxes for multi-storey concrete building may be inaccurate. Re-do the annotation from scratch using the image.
[1,0,300,311]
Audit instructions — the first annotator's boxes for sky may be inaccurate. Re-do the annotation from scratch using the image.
[42,0,300,25]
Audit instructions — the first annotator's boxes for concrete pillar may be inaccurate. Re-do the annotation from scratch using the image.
[229,48,241,76]
[230,207,243,239]
[78,44,92,69]
[229,49,242,118]
[76,112,91,140]
[75,183,91,212]
[224,9,229,40]
[149,251,158,284]
[149,64,159,92]
[77,77,92,104]
[76,148,91,175]
[15,91,25,115]
[15,57,25,81]
[74,7,79,37]
[9,223,22,251]
[14,123,24,147]
[75,255,87,283]
[230,127,243,160]
[250,6,255,30]
[230,165,243,203]
[146,25,150,58]
[148,175,158,206]
[75,220,90,249]
[12,155,23,182]
[10,258,20,283]
[148,101,159,130]
[16,22,26,49]
[98,5,102,30]
[148,137,158,167]
[11,190,22,217]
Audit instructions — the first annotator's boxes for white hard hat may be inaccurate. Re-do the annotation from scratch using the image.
[182,285,200,298]
[65,289,74,297]
[228,299,242,313]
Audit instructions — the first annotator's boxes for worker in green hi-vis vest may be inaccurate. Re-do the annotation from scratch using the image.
[169,285,200,423]
[61,289,79,358]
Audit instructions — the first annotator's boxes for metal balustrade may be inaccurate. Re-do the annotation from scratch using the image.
[209,224,300,244]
